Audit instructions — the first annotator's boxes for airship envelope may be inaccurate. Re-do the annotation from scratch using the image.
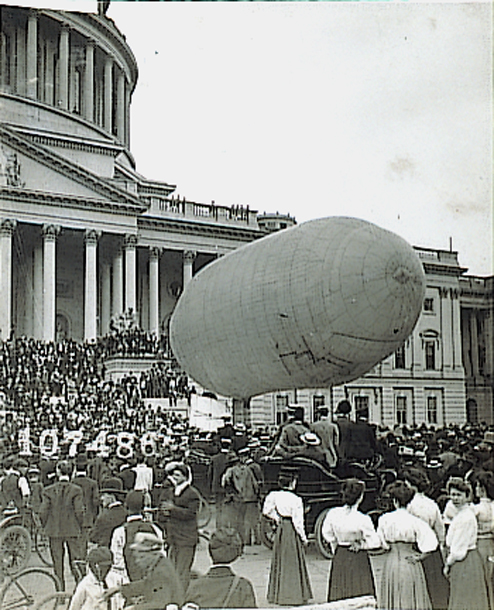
[170,216,425,399]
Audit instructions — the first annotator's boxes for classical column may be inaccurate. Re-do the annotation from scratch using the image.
[84,230,100,341]
[116,70,125,142]
[112,247,123,319]
[26,10,38,99]
[16,24,26,95]
[0,220,17,341]
[470,310,479,377]
[33,239,43,339]
[84,39,95,122]
[183,251,196,288]
[58,25,69,110]
[149,248,160,336]
[101,259,111,335]
[124,234,137,314]
[125,84,131,147]
[42,224,60,342]
[450,288,462,370]
[44,39,55,105]
[439,287,452,371]
[104,54,113,133]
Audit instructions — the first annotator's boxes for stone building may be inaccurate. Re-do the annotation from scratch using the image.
[1,5,491,428]
[0,5,294,344]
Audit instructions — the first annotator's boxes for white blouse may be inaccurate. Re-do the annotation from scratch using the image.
[472,498,494,537]
[377,508,438,553]
[407,492,445,544]
[321,505,380,555]
[262,490,307,544]
[445,504,478,565]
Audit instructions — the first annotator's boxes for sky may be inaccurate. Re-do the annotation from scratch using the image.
[7,0,494,276]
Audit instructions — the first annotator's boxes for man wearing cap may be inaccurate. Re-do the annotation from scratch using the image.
[221,448,261,545]
[39,459,85,590]
[73,452,100,555]
[272,407,311,459]
[160,463,200,590]
[69,546,114,610]
[104,532,184,610]
[109,490,163,583]
[208,438,235,529]
[89,478,127,548]
[185,528,256,609]
[0,455,30,511]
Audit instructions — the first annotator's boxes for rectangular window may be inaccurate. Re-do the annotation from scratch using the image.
[396,396,407,424]
[424,298,434,312]
[394,345,406,369]
[275,394,289,425]
[355,396,369,419]
[425,342,436,370]
[427,396,438,424]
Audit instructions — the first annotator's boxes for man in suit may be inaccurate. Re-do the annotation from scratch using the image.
[185,528,257,608]
[347,408,377,463]
[311,406,340,468]
[334,400,354,462]
[73,452,99,555]
[89,477,127,548]
[39,459,85,590]
[160,462,200,591]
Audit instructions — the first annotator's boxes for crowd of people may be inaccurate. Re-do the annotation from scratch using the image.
[0,330,494,609]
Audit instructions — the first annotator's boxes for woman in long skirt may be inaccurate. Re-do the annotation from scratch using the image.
[472,471,494,609]
[405,468,450,610]
[377,481,438,610]
[262,470,312,606]
[321,478,380,602]
[443,477,489,610]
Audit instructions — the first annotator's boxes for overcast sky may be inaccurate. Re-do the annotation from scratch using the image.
[9,0,494,276]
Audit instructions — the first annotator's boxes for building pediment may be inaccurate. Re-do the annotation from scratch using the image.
[0,124,146,214]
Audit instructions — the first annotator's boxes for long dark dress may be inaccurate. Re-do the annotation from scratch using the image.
[267,517,312,606]
[328,546,375,601]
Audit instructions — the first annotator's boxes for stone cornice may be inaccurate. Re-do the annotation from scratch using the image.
[422,262,467,277]
[0,186,143,217]
[15,129,123,157]
[0,124,146,211]
[137,216,264,242]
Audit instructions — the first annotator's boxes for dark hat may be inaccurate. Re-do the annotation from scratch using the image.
[336,400,351,415]
[100,477,125,496]
[209,528,243,564]
[13,458,28,469]
[87,546,113,566]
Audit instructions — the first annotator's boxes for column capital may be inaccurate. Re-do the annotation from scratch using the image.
[183,250,197,264]
[149,247,162,260]
[60,22,71,33]
[438,287,449,298]
[86,37,96,49]
[28,9,40,20]
[42,224,61,241]
[450,288,459,299]
[124,233,138,249]
[84,229,101,245]
[105,53,114,67]
[0,219,17,237]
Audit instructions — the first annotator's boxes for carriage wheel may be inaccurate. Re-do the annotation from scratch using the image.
[0,527,31,576]
[0,568,61,610]
[33,531,52,568]
[314,508,334,559]
[259,516,276,550]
